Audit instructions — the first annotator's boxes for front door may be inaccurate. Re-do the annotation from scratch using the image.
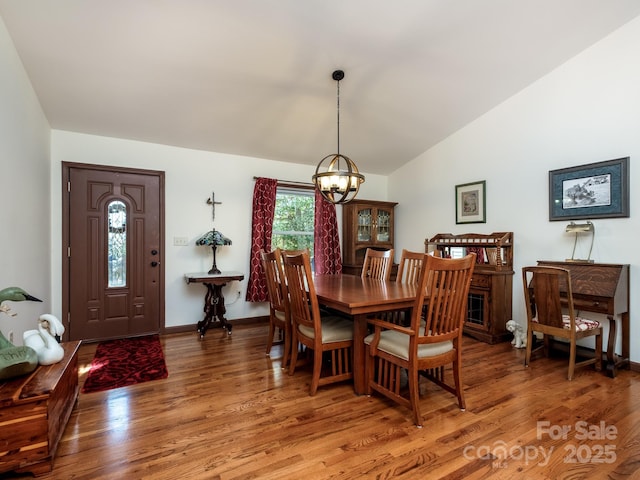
[62,163,165,342]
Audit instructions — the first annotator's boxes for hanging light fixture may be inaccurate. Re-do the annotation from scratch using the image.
[312,69,365,204]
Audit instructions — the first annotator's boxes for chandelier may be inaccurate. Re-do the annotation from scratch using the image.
[312,70,365,204]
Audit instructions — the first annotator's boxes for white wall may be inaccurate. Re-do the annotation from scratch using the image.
[0,17,51,342]
[50,131,388,330]
[390,16,640,361]
[3,9,638,363]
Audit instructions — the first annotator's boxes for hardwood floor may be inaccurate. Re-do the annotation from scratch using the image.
[2,324,639,479]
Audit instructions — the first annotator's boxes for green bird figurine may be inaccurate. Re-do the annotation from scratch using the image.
[0,287,41,380]
[0,286,42,304]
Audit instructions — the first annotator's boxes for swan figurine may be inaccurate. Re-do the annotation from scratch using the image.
[23,314,66,365]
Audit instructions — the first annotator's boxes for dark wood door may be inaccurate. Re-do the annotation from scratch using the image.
[63,163,165,342]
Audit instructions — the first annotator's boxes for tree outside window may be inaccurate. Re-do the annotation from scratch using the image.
[272,189,314,263]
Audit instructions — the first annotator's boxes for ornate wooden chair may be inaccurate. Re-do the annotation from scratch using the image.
[522,266,603,380]
[260,248,291,368]
[361,248,394,281]
[282,250,354,395]
[365,253,476,427]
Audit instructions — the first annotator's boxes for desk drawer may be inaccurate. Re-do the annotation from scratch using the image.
[572,298,612,315]
[470,274,491,289]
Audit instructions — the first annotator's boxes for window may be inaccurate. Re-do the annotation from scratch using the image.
[107,200,127,287]
[272,188,314,261]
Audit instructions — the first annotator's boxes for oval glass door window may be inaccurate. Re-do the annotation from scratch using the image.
[108,200,127,287]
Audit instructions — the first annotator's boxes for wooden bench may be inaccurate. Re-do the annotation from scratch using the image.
[0,341,81,476]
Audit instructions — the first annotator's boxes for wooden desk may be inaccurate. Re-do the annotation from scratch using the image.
[0,341,80,476]
[536,261,630,377]
[185,271,244,337]
[313,274,417,394]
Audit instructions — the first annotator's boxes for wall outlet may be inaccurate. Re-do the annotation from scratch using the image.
[173,236,189,246]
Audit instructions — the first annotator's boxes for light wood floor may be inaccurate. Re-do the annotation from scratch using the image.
[3,324,639,480]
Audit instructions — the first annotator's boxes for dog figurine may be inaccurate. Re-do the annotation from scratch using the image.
[506,320,527,348]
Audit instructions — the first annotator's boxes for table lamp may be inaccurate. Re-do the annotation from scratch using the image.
[196,229,232,274]
[565,221,595,263]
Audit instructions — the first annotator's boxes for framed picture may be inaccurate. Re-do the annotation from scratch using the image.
[549,157,629,221]
[455,180,486,224]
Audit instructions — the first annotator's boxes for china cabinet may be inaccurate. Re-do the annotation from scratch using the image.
[342,200,397,276]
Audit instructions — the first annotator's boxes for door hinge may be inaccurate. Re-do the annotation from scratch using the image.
[67,181,71,192]
[67,246,71,257]
[67,312,70,324]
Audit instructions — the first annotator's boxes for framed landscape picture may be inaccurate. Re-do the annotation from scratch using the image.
[455,180,486,224]
[549,157,629,221]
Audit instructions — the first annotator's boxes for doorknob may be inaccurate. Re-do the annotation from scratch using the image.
[151,261,160,267]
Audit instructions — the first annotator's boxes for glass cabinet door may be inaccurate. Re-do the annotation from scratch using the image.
[357,208,372,242]
[376,208,392,242]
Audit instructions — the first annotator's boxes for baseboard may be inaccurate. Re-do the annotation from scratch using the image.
[162,316,269,335]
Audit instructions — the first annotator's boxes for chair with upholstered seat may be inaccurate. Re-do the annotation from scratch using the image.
[260,248,291,368]
[365,253,476,427]
[522,266,603,380]
[282,250,354,395]
[361,248,394,281]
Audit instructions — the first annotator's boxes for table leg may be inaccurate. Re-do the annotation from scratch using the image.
[352,314,368,395]
[197,282,232,338]
[605,314,629,378]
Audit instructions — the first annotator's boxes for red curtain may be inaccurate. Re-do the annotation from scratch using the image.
[245,177,278,302]
[314,189,342,275]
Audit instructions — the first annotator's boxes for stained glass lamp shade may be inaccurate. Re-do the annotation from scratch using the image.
[196,229,232,274]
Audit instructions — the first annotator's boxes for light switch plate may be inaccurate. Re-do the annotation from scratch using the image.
[173,236,189,246]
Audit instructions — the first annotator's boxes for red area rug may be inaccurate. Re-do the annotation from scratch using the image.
[82,334,168,394]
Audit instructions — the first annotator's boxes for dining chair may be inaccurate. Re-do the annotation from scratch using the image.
[522,266,602,380]
[260,248,291,368]
[282,250,354,395]
[395,249,425,284]
[380,249,425,326]
[361,248,394,281]
[365,253,476,427]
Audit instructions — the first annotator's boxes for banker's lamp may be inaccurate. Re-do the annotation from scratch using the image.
[196,229,232,274]
[565,221,595,263]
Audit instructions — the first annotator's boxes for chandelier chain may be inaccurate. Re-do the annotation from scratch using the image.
[336,78,340,156]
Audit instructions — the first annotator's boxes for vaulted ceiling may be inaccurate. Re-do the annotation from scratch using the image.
[2,1,639,175]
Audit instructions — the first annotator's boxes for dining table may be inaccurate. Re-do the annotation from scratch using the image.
[313,273,419,395]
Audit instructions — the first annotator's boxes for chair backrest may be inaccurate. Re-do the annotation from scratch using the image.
[281,249,308,257]
[260,248,287,314]
[361,248,394,280]
[282,250,321,337]
[395,249,424,284]
[412,253,476,343]
[522,266,575,330]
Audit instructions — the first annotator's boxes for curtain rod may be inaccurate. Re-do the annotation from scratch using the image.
[252,176,315,190]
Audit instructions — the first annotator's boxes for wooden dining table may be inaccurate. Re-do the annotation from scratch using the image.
[313,273,418,394]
